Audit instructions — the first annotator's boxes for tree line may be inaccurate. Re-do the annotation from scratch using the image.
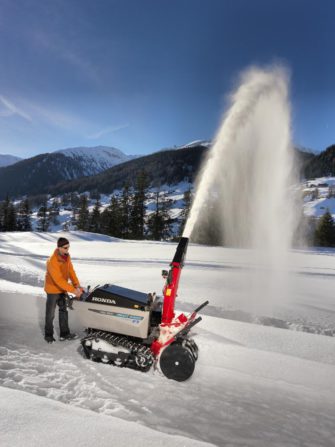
[3,170,335,246]
[0,171,191,241]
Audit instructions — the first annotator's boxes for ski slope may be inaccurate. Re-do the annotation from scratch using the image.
[1,232,335,446]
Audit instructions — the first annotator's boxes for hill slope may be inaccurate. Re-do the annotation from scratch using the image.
[0,146,134,200]
[49,145,207,196]
[0,154,22,167]
[55,145,135,175]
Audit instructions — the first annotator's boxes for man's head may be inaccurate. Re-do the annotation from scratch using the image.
[57,237,70,254]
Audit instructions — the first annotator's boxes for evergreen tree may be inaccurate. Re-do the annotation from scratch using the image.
[101,195,122,237]
[129,171,148,239]
[77,194,89,231]
[70,192,80,210]
[89,189,101,201]
[0,195,17,231]
[314,210,335,247]
[16,198,32,231]
[69,193,80,229]
[311,187,319,201]
[147,190,173,240]
[61,193,70,208]
[89,198,101,233]
[7,201,17,231]
[0,196,9,231]
[0,201,3,231]
[30,194,48,210]
[49,199,60,225]
[328,185,335,199]
[120,184,131,239]
[36,198,50,232]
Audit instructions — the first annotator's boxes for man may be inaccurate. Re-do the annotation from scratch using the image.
[44,237,83,343]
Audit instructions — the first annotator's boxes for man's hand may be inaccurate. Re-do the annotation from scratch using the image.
[74,288,83,299]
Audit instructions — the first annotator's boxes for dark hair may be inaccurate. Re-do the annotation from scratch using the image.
[57,237,70,248]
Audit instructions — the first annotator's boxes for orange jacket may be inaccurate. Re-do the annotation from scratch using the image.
[44,249,80,294]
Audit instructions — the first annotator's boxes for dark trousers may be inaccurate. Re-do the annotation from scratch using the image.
[45,293,70,337]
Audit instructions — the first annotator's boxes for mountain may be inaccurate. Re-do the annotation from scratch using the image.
[49,144,208,197]
[157,140,212,152]
[294,147,316,177]
[303,144,335,179]
[48,144,316,197]
[178,140,212,149]
[55,145,135,176]
[0,146,134,200]
[0,141,321,201]
[0,153,89,199]
[0,154,22,167]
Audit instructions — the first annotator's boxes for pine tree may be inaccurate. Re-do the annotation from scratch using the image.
[89,198,101,233]
[147,190,173,240]
[49,199,60,225]
[120,184,131,239]
[70,193,80,229]
[0,196,8,231]
[36,198,50,232]
[61,193,70,208]
[7,201,17,231]
[101,195,122,237]
[89,189,101,201]
[77,194,90,231]
[0,201,3,231]
[16,198,32,231]
[0,196,9,231]
[70,192,80,210]
[314,210,335,247]
[129,171,148,239]
[0,195,17,231]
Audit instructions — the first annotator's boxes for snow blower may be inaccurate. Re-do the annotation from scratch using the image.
[73,237,208,381]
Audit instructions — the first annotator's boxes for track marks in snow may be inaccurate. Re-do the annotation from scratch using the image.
[0,347,128,417]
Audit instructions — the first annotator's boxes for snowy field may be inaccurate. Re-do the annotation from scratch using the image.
[1,231,335,446]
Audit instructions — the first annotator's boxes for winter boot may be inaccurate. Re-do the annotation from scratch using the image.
[59,333,78,341]
[45,335,56,344]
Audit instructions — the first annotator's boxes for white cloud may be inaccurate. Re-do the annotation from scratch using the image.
[0,95,33,122]
[87,123,129,139]
[28,101,85,130]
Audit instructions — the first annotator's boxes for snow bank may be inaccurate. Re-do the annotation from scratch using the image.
[0,387,213,447]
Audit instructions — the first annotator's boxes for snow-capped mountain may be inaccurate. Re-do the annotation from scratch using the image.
[55,146,135,176]
[0,153,22,167]
[158,140,211,152]
[178,140,211,149]
[0,146,137,200]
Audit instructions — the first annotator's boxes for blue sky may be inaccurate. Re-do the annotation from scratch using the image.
[0,0,334,157]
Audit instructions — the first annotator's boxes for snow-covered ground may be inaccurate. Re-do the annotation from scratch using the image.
[1,232,335,446]
[303,176,335,219]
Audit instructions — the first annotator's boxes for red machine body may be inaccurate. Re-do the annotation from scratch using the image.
[150,237,208,361]
[161,236,189,324]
